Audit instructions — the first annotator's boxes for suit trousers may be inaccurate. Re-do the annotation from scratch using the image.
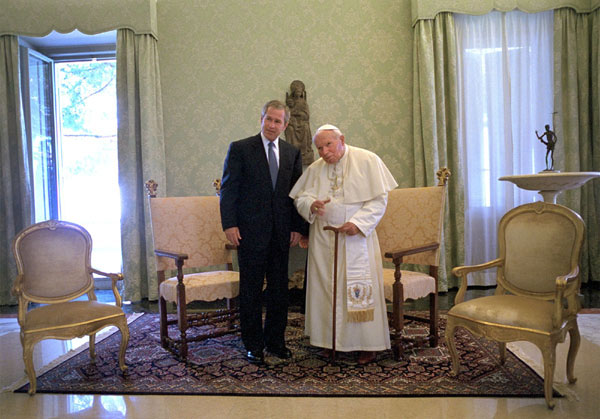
[237,239,290,352]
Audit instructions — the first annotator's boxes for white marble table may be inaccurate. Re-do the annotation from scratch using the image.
[498,172,600,203]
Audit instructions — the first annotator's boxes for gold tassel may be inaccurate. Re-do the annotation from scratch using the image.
[347,308,374,323]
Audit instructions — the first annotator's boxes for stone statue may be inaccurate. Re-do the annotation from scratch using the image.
[285,80,314,165]
[536,124,558,171]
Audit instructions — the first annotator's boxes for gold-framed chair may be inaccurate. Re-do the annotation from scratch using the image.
[12,220,129,395]
[446,202,585,409]
[376,168,450,358]
[145,180,239,361]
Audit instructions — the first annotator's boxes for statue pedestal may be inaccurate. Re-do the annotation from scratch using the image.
[499,172,600,203]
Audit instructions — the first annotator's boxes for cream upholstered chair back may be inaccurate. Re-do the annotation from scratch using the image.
[149,196,232,271]
[497,202,585,297]
[13,220,94,303]
[377,182,447,267]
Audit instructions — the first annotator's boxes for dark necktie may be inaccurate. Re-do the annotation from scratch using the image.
[268,141,278,190]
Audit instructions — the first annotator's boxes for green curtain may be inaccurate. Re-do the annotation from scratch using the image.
[117,29,166,302]
[0,35,32,305]
[554,7,600,283]
[412,13,465,291]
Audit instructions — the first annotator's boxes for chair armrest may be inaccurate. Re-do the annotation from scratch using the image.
[154,249,189,286]
[384,242,439,262]
[90,268,125,307]
[90,268,124,281]
[11,275,28,325]
[556,266,580,287]
[11,274,24,297]
[553,266,580,326]
[451,258,503,305]
[154,249,189,262]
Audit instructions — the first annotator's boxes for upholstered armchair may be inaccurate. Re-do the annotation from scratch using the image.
[12,220,129,395]
[376,168,450,358]
[446,202,585,409]
[145,180,239,360]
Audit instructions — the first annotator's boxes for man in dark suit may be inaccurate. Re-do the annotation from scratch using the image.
[220,100,305,363]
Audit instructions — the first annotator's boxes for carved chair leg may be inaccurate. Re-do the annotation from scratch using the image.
[541,345,557,409]
[89,333,96,361]
[429,292,438,347]
[392,285,403,331]
[176,269,188,360]
[498,342,506,365]
[392,287,405,359]
[226,297,237,330]
[159,296,168,348]
[445,318,460,377]
[117,317,129,372]
[177,301,188,360]
[567,324,581,384]
[23,338,37,395]
[392,336,405,360]
[158,270,169,349]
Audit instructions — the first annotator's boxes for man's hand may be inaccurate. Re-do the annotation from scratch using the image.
[290,231,302,247]
[338,222,360,236]
[310,198,331,216]
[224,227,241,246]
[299,235,309,249]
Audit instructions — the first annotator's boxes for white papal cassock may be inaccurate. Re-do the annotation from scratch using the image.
[290,145,398,351]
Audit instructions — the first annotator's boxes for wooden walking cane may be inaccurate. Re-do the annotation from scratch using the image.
[324,225,341,363]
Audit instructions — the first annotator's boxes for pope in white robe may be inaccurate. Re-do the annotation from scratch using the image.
[289,124,397,361]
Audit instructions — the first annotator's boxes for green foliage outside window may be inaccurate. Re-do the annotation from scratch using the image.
[57,60,116,136]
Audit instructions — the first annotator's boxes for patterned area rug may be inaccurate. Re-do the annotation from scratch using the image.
[15,312,552,397]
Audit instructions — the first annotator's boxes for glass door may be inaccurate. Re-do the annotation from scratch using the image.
[20,43,121,273]
[23,49,59,222]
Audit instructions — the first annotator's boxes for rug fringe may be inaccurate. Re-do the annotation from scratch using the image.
[2,312,143,393]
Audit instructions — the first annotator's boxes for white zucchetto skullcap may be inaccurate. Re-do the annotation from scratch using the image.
[315,124,341,133]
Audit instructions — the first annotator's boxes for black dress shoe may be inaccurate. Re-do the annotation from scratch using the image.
[246,350,264,364]
[266,346,292,359]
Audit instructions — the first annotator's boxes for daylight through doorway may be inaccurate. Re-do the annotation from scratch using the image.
[55,59,121,272]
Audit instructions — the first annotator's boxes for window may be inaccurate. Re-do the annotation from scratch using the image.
[455,10,554,285]
[19,31,122,273]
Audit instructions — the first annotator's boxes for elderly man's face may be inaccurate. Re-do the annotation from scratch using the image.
[261,107,288,141]
[314,131,345,164]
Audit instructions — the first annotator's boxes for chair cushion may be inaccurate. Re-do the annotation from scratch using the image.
[24,301,124,333]
[447,295,556,333]
[383,268,435,301]
[160,271,240,304]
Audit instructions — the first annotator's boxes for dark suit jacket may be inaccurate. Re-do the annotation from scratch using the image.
[220,134,305,254]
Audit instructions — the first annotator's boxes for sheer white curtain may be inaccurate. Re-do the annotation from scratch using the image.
[455,10,554,285]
